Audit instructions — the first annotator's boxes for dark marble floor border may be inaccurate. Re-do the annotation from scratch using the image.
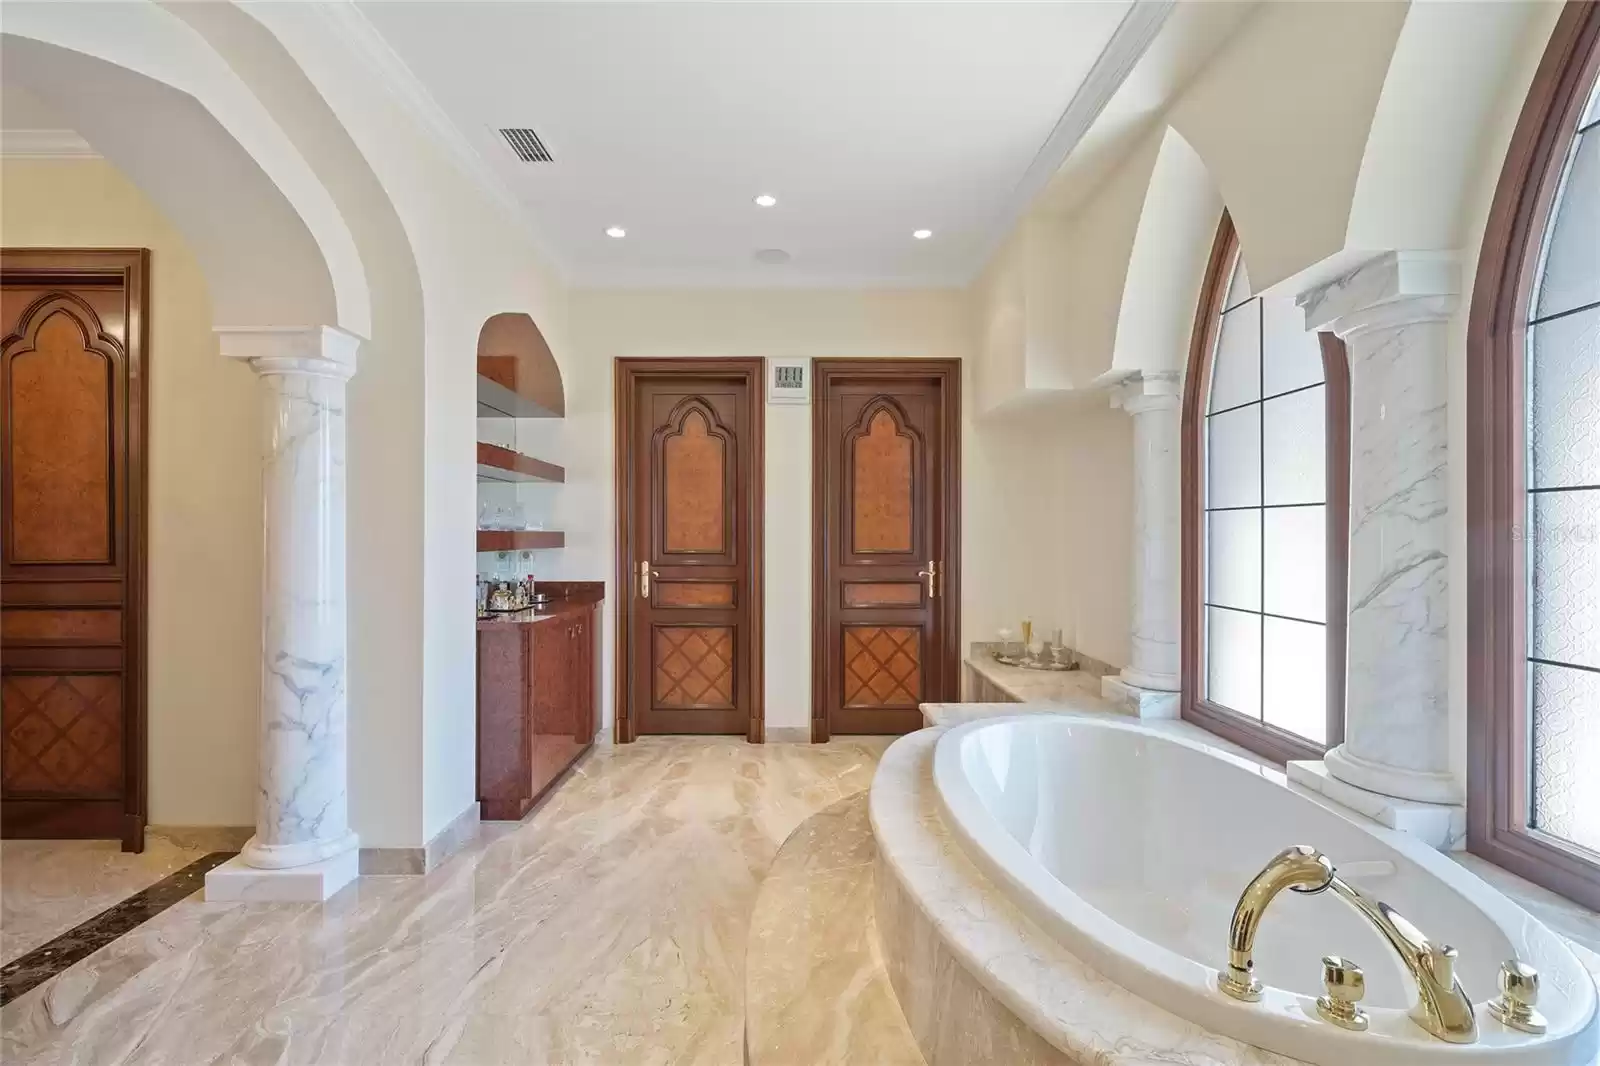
[0,851,234,1007]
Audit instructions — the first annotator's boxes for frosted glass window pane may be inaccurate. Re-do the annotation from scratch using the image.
[1225,254,1253,309]
[1207,405,1261,509]
[1530,661,1600,853]
[1207,607,1261,719]
[1209,302,1261,413]
[1264,505,1326,623]
[1536,129,1600,319]
[1262,295,1325,397]
[1530,489,1600,671]
[1529,306,1600,489]
[1262,386,1326,506]
[1207,509,1261,612]
[1263,617,1327,744]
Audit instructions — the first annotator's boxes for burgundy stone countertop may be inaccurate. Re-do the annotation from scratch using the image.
[476,584,604,628]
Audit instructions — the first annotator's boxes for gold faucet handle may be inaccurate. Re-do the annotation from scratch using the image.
[1316,956,1370,1031]
[1489,960,1548,1034]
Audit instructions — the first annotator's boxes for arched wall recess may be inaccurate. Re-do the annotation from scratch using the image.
[1110,126,1224,378]
[477,312,565,418]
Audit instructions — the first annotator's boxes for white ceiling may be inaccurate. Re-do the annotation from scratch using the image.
[354,1,1154,288]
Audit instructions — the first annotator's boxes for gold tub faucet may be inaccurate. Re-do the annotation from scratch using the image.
[1218,845,1479,1045]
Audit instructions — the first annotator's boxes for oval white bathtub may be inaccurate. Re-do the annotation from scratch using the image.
[933,715,1598,1066]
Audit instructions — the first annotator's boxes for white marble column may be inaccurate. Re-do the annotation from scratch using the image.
[1286,252,1464,849]
[207,326,363,901]
[1102,370,1182,718]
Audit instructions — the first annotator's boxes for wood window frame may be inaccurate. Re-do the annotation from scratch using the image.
[1179,214,1351,766]
[612,358,765,744]
[1467,0,1600,911]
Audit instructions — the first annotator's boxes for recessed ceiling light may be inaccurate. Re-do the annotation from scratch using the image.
[913,229,933,240]
[754,194,777,208]
[605,226,626,239]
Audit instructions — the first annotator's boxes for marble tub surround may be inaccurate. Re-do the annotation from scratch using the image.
[1,835,209,965]
[1107,370,1183,700]
[1287,757,1465,852]
[963,654,1114,708]
[745,794,924,1066]
[931,716,1596,1064]
[871,729,1308,1066]
[211,326,362,903]
[1297,252,1461,811]
[2,737,889,1066]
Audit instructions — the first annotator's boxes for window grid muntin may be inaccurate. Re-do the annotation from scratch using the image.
[1202,272,1328,743]
[1523,78,1600,853]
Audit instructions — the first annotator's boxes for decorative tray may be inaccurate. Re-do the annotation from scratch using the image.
[991,650,1079,672]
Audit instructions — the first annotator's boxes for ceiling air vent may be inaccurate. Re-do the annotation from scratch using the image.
[499,127,552,164]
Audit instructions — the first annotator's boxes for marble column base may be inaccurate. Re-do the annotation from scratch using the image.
[1323,742,1462,806]
[1287,760,1465,852]
[204,850,359,902]
[1099,675,1180,719]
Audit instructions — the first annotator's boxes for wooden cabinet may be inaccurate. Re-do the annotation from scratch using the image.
[476,596,601,821]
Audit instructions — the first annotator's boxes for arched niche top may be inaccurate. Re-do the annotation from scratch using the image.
[476,312,564,418]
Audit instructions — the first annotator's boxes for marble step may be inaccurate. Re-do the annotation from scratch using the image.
[744,792,925,1066]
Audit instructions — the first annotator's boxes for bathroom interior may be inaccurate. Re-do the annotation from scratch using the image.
[0,1,1597,1063]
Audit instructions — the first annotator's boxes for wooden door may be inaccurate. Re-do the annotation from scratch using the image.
[0,249,148,849]
[813,360,960,738]
[616,360,763,740]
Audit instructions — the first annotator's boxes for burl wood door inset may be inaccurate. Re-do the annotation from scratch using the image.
[814,361,960,738]
[616,360,763,739]
[0,249,148,850]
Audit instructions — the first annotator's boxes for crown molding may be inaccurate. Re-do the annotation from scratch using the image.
[306,0,568,282]
[0,128,100,160]
[972,0,1175,277]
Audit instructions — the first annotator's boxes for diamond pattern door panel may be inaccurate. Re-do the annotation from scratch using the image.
[2,674,123,796]
[843,626,921,708]
[654,626,735,708]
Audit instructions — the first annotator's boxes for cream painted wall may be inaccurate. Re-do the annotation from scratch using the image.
[0,157,259,828]
[562,288,1007,733]
[242,3,571,844]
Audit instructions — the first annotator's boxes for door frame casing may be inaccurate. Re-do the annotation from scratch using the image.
[0,248,149,850]
[810,358,962,742]
[613,358,765,743]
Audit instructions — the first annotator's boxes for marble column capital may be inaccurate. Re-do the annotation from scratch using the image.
[217,325,361,381]
[1110,370,1181,415]
[1297,250,1459,339]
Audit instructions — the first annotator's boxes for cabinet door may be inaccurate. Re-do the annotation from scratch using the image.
[528,622,569,802]
[477,626,531,819]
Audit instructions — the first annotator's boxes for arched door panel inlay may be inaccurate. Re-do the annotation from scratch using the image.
[850,404,916,555]
[657,403,731,555]
[0,250,148,851]
[6,304,120,564]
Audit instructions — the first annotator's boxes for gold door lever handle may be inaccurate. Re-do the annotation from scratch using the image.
[917,560,938,599]
[638,561,659,598]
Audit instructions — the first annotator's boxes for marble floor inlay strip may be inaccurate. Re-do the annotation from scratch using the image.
[0,852,234,1008]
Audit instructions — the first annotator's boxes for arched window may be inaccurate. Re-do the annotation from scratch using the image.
[1469,1,1600,910]
[1180,213,1350,764]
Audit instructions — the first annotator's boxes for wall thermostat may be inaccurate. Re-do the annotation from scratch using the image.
[767,358,810,405]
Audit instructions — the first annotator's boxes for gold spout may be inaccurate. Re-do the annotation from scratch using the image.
[1218,845,1335,1002]
[1326,876,1478,1044]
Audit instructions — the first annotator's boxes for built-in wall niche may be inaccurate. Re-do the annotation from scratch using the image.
[475,312,565,557]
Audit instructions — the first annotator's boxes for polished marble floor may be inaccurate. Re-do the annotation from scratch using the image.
[1,836,211,967]
[0,737,889,1066]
